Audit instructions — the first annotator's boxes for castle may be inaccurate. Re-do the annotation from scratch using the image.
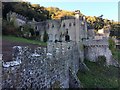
[6,10,110,42]
[7,10,87,42]
[2,10,116,89]
[6,10,112,63]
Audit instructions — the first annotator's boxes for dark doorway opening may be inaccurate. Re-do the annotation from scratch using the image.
[65,35,70,42]
[35,31,39,36]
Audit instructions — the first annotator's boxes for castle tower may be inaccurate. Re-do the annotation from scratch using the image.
[75,10,84,62]
[83,16,88,39]
[75,10,80,42]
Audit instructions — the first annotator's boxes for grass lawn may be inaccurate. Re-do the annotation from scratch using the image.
[108,37,120,62]
[77,60,120,88]
[2,35,47,46]
[112,49,120,63]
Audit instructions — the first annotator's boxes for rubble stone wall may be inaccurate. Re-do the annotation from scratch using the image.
[2,42,82,89]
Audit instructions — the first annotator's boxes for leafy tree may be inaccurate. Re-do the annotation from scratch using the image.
[46,7,75,19]
[2,20,19,36]
[2,2,17,19]
[2,2,50,21]
[86,16,105,30]
[110,24,120,38]
[96,56,106,66]
[108,38,116,52]
[43,30,48,42]
[29,28,35,36]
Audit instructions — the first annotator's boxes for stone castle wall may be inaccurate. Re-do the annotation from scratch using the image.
[2,42,82,89]
[7,11,88,42]
[83,38,113,65]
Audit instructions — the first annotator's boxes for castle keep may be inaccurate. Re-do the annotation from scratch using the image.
[2,10,114,89]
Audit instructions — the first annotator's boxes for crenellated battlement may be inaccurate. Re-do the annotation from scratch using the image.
[7,11,27,21]
[83,38,113,64]
[83,39,109,47]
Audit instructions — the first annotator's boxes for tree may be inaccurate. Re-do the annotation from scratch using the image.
[43,30,48,42]
[110,24,120,38]
[2,2,50,21]
[29,28,35,36]
[2,20,19,36]
[2,2,17,19]
[86,16,105,30]
[46,7,75,19]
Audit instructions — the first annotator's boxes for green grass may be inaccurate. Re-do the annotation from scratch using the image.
[77,60,119,88]
[3,35,47,46]
[112,49,120,62]
[108,37,120,62]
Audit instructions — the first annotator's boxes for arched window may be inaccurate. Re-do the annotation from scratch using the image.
[52,24,54,28]
[35,26,38,30]
[66,29,68,35]
[73,22,75,26]
[63,23,65,28]
[55,34,58,42]
[69,23,71,27]
[65,35,70,42]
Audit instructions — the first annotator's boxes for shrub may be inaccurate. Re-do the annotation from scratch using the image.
[108,38,116,52]
[96,56,106,66]
[2,20,20,36]
[3,25,18,36]
[29,28,35,36]
[43,30,48,42]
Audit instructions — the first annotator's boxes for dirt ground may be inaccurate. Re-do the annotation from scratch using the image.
[2,39,45,62]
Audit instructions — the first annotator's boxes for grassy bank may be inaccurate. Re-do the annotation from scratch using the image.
[112,49,120,63]
[77,60,119,88]
[108,37,120,62]
[2,35,47,46]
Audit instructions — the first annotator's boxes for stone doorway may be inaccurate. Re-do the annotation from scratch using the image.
[65,29,70,42]
[65,35,70,42]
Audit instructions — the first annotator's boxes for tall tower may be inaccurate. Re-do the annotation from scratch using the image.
[75,10,84,63]
[75,10,80,42]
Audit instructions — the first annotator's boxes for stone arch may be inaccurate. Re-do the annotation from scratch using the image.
[65,28,70,42]
[65,35,70,42]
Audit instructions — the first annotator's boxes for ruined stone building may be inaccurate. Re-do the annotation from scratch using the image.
[7,10,87,42]
[7,11,27,27]
[7,10,110,42]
